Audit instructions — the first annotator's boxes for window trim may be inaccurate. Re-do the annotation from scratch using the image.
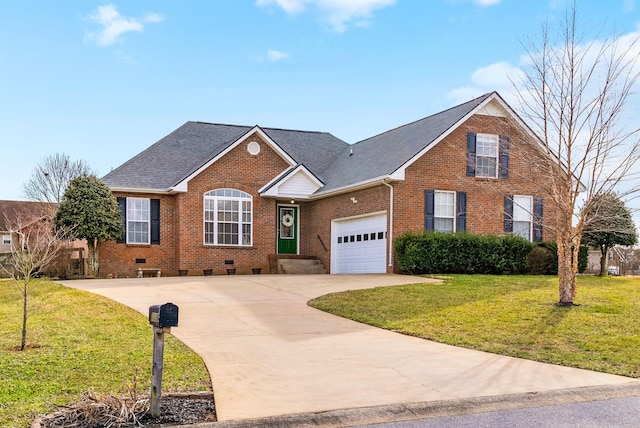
[2,234,11,245]
[475,133,499,178]
[434,190,456,233]
[425,190,466,233]
[126,197,151,245]
[203,188,253,246]
[468,133,509,179]
[512,195,533,241]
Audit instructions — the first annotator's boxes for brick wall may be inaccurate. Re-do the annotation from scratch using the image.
[99,113,557,277]
[99,193,177,278]
[99,134,290,277]
[392,113,557,244]
[303,186,390,272]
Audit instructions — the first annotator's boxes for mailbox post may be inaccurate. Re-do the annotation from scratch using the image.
[148,303,179,418]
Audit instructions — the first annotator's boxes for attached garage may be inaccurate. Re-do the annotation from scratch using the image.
[331,213,388,274]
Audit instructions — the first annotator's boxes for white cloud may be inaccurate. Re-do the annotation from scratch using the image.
[255,0,396,32]
[86,4,163,47]
[473,0,501,5]
[267,49,291,61]
[255,0,307,13]
[446,61,522,104]
[143,12,165,24]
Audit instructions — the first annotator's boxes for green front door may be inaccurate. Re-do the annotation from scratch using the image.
[277,206,298,254]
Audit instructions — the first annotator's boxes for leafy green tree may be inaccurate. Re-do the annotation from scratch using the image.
[582,192,638,276]
[53,176,122,277]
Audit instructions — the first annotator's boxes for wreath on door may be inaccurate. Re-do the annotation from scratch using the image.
[282,213,294,227]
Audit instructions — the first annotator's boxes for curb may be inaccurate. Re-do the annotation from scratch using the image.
[177,382,640,428]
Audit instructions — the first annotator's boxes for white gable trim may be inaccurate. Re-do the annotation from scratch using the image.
[170,126,298,193]
[260,164,323,198]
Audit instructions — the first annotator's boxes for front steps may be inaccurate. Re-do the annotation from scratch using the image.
[277,258,327,274]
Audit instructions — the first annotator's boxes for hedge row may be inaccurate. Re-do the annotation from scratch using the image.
[394,232,534,275]
[394,232,588,275]
[525,242,588,275]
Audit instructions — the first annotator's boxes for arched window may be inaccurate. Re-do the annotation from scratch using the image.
[204,189,252,246]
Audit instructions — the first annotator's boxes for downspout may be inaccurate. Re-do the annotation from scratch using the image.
[382,180,394,269]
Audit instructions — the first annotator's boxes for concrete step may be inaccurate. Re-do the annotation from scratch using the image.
[277,259,327,274]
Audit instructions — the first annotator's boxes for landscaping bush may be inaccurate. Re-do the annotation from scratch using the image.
[394,232,534,275]
[526,242,588,275]
[526,246,555,274]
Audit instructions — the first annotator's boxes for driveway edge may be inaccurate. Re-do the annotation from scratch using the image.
[182,381,640,428]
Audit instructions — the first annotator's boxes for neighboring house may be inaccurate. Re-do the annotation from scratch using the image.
[0,200,86,277]
[0,200,53,254]
[586,246,634,276]
[100,91,556,277]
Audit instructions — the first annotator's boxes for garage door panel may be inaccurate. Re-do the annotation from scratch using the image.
[332,214,387,274]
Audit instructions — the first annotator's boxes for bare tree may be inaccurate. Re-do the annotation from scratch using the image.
[514,2,640,304]
[22,153,95,206]
[0,211,67,351]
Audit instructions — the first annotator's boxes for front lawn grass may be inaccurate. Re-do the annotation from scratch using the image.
[309,275,640,378]
[0,279,211,428]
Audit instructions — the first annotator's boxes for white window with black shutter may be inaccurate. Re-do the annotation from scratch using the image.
[116,197,160,245]
[467,132,509,179]
[424,190,467,233]
[504,195,543,242]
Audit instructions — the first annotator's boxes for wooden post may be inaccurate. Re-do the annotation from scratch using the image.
[150,326,170,417]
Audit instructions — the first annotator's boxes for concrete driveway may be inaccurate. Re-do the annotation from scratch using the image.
[60,274,637,423]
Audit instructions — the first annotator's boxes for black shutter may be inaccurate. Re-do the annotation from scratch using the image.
[504,195,514,233]
[533,197,543,242]
[424,190,435,231]
[117,197,126,244]
[499,136,510,179]
[466,133,476,176]
[456,191,467,232]
[151,199,160,245]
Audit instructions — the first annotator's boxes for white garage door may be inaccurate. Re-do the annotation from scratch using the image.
[332,213,387,274]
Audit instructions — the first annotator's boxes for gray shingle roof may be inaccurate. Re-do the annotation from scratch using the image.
[102,122,349,191]
[317,92,494,192]
[103,92,495,194]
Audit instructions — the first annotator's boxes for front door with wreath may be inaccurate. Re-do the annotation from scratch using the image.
[277,205,298,254]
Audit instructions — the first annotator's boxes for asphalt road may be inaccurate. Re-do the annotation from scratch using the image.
[358,396,640,428]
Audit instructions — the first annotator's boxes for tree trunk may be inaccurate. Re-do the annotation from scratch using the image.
[557,239,577,305]
[87,239,99,277]
[599,244,609,277]
[21,278,29,351]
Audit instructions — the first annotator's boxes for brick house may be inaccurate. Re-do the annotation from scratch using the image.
[0,200,52,255]
[99,92,555,277]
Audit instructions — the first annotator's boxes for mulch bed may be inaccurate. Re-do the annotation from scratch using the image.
[32,392,216,428]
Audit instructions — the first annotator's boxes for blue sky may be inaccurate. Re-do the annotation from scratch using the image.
[1,0,639,226]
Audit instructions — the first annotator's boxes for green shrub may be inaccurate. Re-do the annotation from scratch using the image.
[526,246,555,274]
[394,232,534,275]
[526,242,588,275]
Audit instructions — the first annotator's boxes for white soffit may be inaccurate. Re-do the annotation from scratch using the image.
[261,165,322,198]
[476,99,508,117]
